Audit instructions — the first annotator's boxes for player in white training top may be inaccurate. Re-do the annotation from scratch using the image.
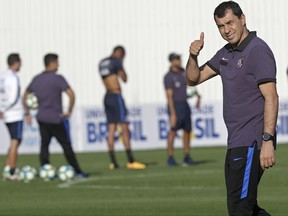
[0,54,27,180]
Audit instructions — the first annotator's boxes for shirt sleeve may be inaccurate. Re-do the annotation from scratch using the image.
[249,45,276,85]
[58,75,70,91]
[115,59,124,73]
[2,76,19,111]
[27,78,36,93]
[164,74,173,90]
[206,50,222,74]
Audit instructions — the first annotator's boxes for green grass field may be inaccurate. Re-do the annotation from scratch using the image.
[0,144,287,216]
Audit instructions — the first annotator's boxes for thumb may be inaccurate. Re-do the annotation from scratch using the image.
[200,32,204,44]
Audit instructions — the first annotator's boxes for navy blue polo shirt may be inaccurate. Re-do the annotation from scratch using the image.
[206,32,276,149]
[99,56,123,79]
[27,72,70,124]
[164,68,187,102]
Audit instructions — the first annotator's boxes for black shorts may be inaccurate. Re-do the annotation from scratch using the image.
[104,93,128,123]
[225,142,266,215]
[5,121,23,142]
[168,101,191,132]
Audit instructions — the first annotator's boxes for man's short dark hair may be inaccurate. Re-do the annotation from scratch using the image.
[113,46,125,55]
[7,53,20,66]
[44,53,58,67]
[214,1,243,19]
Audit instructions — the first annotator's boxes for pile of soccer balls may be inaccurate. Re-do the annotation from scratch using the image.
[2,164,75,182]
[39,164,75,182]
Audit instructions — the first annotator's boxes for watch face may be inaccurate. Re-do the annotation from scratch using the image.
[263,133,271,141]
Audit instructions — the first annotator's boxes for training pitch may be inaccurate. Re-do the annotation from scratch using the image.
[0,145,287,216]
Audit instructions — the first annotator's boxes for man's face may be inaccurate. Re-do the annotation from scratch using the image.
[51,60,59,71]
[215,9,246,47]
[171,58,182,68]
[14,61,21,72]
[114,50,125,61]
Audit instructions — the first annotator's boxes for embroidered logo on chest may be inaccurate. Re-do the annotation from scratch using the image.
[236,57,245,69]
[175,81,181,88]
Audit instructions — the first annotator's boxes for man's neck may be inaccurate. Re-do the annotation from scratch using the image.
[233,29,249,48]
[8,67,17,73]
[45,68,56,72]
[170,66,180,72]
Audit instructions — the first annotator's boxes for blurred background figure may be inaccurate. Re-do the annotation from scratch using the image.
[99,46,146,170]
[0,54,24,180]
[23,53,88,179]
[164,53,201,167]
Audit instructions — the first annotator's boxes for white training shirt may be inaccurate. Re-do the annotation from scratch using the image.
[0,69,24,123]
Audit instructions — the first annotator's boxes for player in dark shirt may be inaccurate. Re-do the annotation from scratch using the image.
[99,46,146,170]
[24,53,88,179]
[164,53,200,166]
[186,2,278,215]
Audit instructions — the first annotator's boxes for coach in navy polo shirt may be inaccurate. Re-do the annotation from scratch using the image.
[186,1,278,216]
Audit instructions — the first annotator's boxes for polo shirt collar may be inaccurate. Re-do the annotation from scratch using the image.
[229,31,257,52]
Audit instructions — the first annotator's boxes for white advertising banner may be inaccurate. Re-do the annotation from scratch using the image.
[1,100,287,155]
[78,101,227,152]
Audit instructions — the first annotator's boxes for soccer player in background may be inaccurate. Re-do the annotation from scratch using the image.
[186,1,278,215]
[23,53,88,178]
[0,54,25,180]
[164,53,201,166]
[99,46,146,170]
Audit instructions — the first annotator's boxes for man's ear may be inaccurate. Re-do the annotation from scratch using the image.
[241,14,246,26]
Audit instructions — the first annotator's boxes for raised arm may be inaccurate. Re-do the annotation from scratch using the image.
[118,70,127,83]
[186,32,217,86]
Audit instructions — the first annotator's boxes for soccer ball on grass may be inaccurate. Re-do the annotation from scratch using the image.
[39,164,56,181]
[2,165,20,180]
[58,165,75,181]
[19,165,37,183]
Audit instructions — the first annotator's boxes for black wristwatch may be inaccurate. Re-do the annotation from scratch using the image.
[262,133,274,141]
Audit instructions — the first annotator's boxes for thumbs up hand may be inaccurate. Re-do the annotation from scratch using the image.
[189,32,205,56]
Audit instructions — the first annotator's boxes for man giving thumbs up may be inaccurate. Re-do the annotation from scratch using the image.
[186,1,278,216]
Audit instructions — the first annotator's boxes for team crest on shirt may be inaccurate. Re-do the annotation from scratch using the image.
[175,81,181,88]
[236,57,245,69]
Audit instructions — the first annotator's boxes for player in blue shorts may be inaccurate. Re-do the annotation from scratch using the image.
[0,54,25,180]
[99,46,146,170]
[164,53,201,166]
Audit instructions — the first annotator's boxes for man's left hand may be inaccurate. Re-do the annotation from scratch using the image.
[61,112,71,119]
[260,141,275,170]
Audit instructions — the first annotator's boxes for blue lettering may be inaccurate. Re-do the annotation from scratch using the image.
[87,123,97,142]
[157,107,168,116]
[195,119,204,138]
[195,118,219,138]
[99,122,108,140]
[130,121,147,141]
[85,109,105,118]
[87,122,108,143]
[159,119,169,139]
[128,107,142,117]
